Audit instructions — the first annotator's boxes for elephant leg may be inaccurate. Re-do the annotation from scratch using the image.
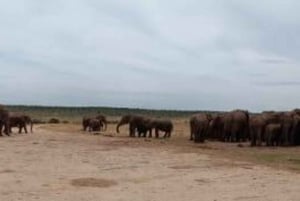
[24,124,28,134]
[18,125,22,134]
[266,132,270,146]
[257,129,262,146]
[283,126,291,146]
[155,129,159,138]
[251,131,256,146]
[200,128,206,142]
[217,129,222,141]
[163,131,168,138]
[194,129,200,142]
[250,127,256,146]
[194,128,204,143]
[138,130,142,138]
[0,123,2,136]
[149,129,152,138]
[129,125,135,137]
[230,132,235,142]
[4,123,9,136]
[225,129,232,142]
[190,127,194,141]
[190,133,194,141]
[235,131,240,142]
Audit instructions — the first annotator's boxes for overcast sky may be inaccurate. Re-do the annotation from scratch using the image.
[1,0,300,111]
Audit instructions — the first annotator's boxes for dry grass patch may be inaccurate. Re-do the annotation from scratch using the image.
[71,178,117,188]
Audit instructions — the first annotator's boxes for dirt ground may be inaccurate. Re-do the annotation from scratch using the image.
[1,120,300,201]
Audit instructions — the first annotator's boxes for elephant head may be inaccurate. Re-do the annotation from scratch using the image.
[95,115,107,131]
[88,119,102,132]
[116,115,131,133]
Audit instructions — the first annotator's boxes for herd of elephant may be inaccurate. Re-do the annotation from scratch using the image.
[2,104,300,147]
[0,106,33,136]
[82,114,174,138]
[190,109,300,146]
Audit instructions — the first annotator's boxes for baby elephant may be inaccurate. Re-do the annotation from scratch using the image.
[265,123,282,146]
[88,119,103,132]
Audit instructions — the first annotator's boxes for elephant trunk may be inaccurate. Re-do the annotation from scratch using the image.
[116,117,129,133]
[30,119,33,133]
[116,122,122,133]
[103,120,107,131]
[4,120,10,135]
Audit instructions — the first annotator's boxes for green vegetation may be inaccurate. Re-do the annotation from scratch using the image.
[250,151,300,171]
[6,105,207,123]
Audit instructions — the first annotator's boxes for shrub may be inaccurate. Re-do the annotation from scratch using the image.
[48,118,60,124]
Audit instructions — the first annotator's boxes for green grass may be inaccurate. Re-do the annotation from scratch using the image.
[252,152,300,171]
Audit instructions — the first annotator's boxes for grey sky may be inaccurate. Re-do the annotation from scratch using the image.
[1,0,300,111]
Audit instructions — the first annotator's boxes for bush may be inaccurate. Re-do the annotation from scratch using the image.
[48,118,60,124]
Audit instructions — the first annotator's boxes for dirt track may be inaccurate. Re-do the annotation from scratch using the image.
[0,124,300,201]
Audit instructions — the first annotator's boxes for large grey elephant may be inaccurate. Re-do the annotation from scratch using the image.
[281,109,300,146]
[208,113,225,140]
[281,111,300,146]
[116,115,148,137]
[190,113,212,143]
[9,113,33,134]
[136,118,154,138]
[0,106,10,136]
[291,114,300,146]
[223,110,249,142]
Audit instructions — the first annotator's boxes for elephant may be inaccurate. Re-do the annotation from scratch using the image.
[151,119,173,138]
[9,113,33,134]
[291,114,300,146]
[88,119,103,132]
[82,114,107,131]
[223,110,249,142]
[208,114,225,140]
[282,111,300,146]
[190,113,212,143]
[116,115,147,137]
[0,106,10,136]
[249,111,282,146]
[265,123,282,146]
[136,118,154,138]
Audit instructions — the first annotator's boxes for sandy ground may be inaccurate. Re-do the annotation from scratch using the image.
[0,123,300,201]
